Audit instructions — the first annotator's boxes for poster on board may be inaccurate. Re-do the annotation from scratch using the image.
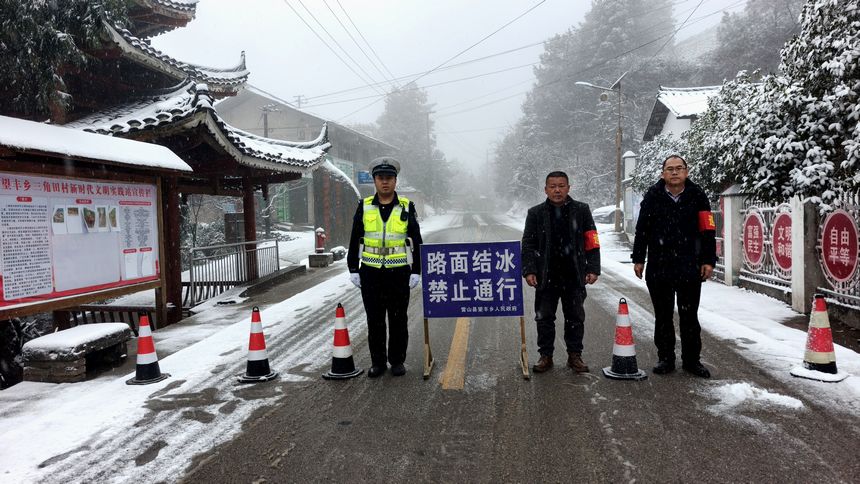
[0,172,160,308]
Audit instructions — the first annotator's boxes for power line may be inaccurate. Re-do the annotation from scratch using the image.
[299,0,723,106]
[303,62,536,109]
[336,0,549,123]
[644,0,705,64]
[435,1,746,118]
[335,0,399,88]
[304,40,546,103]
[296,0,387,96]
[282,0,385,97]
[327,0,399,91]
[409,0,548,87]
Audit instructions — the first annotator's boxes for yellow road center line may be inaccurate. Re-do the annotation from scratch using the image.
[440,317,471,390]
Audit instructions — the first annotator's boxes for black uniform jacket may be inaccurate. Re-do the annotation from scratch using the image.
[521,196,601,290]
[347,192,423,275]
[632,179,717,285]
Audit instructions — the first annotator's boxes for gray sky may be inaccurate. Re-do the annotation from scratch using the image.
[152,0,745,171]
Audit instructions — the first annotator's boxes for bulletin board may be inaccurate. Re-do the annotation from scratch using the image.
[0,171,160,309]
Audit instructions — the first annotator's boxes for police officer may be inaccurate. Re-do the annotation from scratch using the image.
[347,157,423,377]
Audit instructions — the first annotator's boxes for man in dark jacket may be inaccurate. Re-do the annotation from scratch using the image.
[522,171,601,373]
[632,155,716,378]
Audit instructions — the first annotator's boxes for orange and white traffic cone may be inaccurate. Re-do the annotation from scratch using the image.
[126,313,170,385]
[238,306,278,383]
[602,298,647,381]
[790,294,848,382]
[322,303,363,380]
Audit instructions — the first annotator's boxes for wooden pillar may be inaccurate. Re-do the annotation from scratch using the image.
[243,176,259,280]
[161,176,183,326]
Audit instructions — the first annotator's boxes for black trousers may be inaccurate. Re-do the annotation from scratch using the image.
[646,280,702,363]
[534,280,586,357]
[359,266,411,367]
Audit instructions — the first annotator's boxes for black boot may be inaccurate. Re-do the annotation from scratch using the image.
[682,361,711,378]
[653,359,675,374]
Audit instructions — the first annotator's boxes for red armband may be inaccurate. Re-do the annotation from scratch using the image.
[584,229,600,250]
[698,211,716,232]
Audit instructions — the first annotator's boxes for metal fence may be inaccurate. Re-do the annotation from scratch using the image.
[816,193,860,309]
[185,239,280,308]
[739,199,792,293]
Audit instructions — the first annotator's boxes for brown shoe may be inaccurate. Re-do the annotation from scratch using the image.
[532,355,553,373]
[567,352,590,373]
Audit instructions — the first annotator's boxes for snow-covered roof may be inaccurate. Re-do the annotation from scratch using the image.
[0,115,192,172]
[140,0,198,13]
[127,0,198,37]
[104,21,248,95]
[643,85,722,142]
[65,82,330,173]
[656,86,721,118]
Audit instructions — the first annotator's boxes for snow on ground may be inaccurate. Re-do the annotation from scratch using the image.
[595,224,860,416]
[706,382,805,412]
[0,213,858,482]
[0,272,356,483]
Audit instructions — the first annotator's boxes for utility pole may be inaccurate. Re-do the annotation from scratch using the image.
[294,95,306,108]
[260,103,281,236]
[615,78,623,233]
[575,72,627,232]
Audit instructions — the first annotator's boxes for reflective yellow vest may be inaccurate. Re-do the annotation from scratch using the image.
[361,195,410,268]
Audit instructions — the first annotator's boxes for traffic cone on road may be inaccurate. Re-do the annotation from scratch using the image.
[790,294,848,382]
[126,313,170,385]
[322,303,363,380]
[238,307,278,383]
[602,298,647,381]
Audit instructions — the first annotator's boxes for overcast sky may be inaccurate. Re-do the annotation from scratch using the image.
[152,0,746,171]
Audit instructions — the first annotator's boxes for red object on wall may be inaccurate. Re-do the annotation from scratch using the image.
[743,210,765,267]
[820,209,859,283]
[771,211,792,272]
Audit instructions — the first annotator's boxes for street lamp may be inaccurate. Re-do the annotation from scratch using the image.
[575,71,627,232]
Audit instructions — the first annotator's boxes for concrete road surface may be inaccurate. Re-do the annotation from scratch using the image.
[177,212,859,483]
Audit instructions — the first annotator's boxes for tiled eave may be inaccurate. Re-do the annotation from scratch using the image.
[65,83,330,174]
[104,21,248,95]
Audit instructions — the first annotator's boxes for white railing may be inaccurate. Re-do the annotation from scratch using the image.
[185,239,279,308]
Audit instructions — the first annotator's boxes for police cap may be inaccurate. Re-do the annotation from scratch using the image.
[369,157,401,177]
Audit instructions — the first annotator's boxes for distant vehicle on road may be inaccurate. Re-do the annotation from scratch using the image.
[592,204,623,224]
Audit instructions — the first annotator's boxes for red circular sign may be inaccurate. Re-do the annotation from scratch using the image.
[771,211,792,271]
[743,211,765,266]
[821,209,859,283]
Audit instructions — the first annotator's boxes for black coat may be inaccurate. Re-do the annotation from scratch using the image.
[632,179,717,285]
[521,197,601,290]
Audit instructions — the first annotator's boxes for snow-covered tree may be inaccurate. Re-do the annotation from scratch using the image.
[702,0,805,83]
[493,0,706,208]
[0,0,128,120]
[375,82,452,209]
[631,133,687,194]
[706,0,860,209]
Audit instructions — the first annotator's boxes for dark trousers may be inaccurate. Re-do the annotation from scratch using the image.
[534,280,586,357]
[359,266,411,367]
[646,281,702,363]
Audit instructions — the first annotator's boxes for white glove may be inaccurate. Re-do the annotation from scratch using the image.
[409,274,420,289]
[350,273,361,288]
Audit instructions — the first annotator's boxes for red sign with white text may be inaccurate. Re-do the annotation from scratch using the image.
[771,211,792,272]
[743,211,765,266]
[820,210,858,283]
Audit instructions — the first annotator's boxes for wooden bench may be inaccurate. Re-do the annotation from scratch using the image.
[22,323,132,383]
